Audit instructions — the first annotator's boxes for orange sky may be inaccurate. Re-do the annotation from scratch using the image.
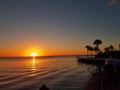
[0,1,120,57]
[0,49,86,57]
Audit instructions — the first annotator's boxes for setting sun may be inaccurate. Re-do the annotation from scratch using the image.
[30,52,38,57]
[26,48,44,57]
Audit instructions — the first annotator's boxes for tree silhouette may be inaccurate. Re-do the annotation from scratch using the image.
[104,47,109,53]
[89,46,94,58]
[93,39,102,48]
[104,45,114,52]
[109,45,114,51]
[94,46,100,53]
[85,45,93,58]
[85,45,90,58]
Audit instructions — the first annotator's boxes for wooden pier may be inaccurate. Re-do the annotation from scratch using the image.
[84,72,104,90]
[77,58,105,65]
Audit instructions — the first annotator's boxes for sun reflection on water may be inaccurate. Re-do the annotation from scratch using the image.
[28,57,37,76]
[32,57,36,70]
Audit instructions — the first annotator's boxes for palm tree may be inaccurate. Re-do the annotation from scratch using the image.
[89,46,94,59]
[93,39,102,48]
[85,45,94,58]
[104,47,109,53]
[104,45,114,52]
[85,45,90,58]
[94,46,100,53]
[109,45,114,51]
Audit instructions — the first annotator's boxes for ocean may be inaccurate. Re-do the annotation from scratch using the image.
[0,56,95,90]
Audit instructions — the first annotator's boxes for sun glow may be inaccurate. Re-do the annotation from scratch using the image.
[26,48,44,57]
[30,52,38,57]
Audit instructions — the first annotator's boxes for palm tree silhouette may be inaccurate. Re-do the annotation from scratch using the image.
[85,45,93,58]
[93,39,102,48]
[104,45,114,52]
[94,46,100,53]
[104,47,109,53]
[89,46,94,59]
[109,45,114,51]
[85,45,90,58]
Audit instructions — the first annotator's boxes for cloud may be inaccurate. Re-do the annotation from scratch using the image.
[108,0,120,6]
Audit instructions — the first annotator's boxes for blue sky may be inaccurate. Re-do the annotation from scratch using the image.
[0,0,120,56]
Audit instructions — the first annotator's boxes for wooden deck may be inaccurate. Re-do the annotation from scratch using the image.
[84,72,103,90]
[84,72,120,90]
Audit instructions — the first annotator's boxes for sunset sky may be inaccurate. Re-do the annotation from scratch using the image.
[0,0,120,57]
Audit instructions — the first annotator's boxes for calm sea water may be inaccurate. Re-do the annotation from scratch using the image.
[0,56,95,90]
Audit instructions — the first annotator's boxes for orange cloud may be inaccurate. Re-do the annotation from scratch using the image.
[108,0,120,6]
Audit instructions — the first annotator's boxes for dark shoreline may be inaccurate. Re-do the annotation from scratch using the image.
[77,58,120,90]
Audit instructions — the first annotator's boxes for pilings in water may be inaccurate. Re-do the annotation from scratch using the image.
[77,58,105,65]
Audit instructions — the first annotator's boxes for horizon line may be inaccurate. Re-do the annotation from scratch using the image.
[0,55,88,58]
